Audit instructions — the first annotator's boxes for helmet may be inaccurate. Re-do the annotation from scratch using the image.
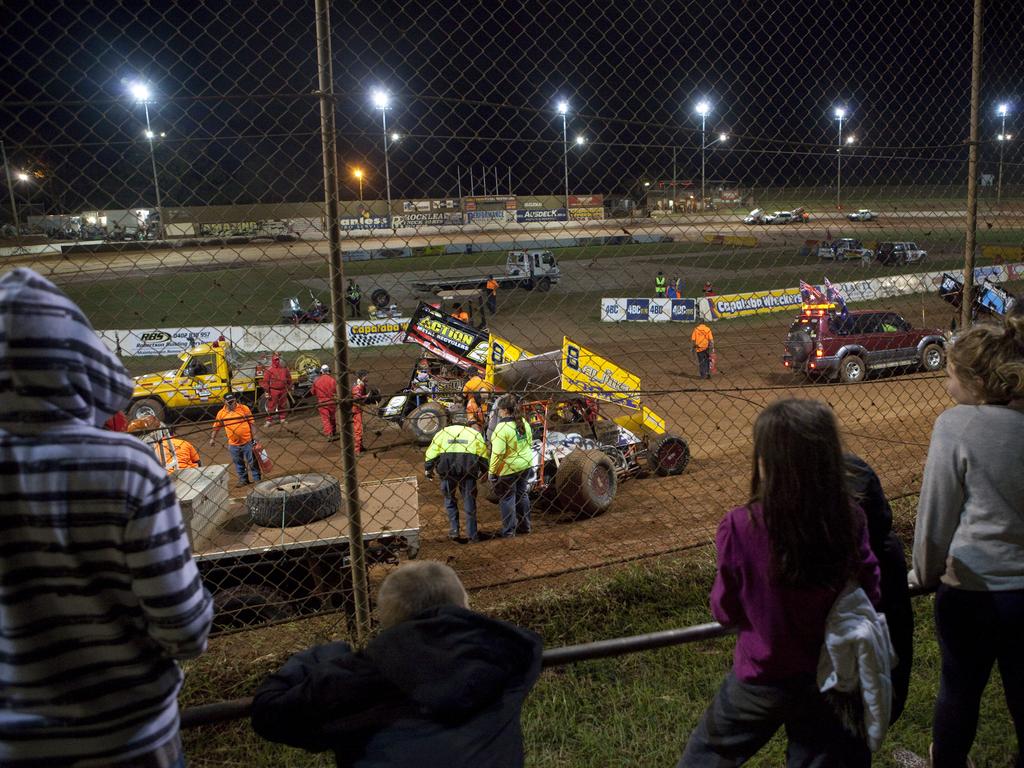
[320,364,330,373]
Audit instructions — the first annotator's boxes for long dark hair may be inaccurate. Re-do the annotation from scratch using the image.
[498,395,527,439]
[750,398,859,589]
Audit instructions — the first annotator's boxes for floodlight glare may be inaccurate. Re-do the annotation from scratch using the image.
[371,89,390,109]
[696,101,711,116]
[557,100,569,115]
[129,82,151,101]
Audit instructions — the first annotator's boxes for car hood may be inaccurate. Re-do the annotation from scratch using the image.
[133,370,180,391]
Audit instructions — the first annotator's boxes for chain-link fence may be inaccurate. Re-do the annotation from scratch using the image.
[2,0,1021,644]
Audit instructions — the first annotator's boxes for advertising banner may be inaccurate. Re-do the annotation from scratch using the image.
[485,334,534,385]
[709,288,804,319]
[106,327,228,357]
[464,196,516,211]
[600,298,696,322]
[402,200,431,213]
[340,215,391,230]
[703,234,758,247]
[467,210,513,223]
[393,212,462,227]
[347,318,407,347]
[568,194,604,208]
[403,303,488,371]
[568,207,605,221]
[561,337,642,410]
[515,208,568,223]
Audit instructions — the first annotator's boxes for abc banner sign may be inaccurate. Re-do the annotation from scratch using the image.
[601,298,696,323]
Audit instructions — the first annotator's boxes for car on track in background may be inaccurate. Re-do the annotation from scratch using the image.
[743,208,766,224]
[817,238,873,261]
[847,209,877,221]
[875,241,927,265]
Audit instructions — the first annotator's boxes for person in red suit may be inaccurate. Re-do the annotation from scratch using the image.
[261,352,292,426]
[311,364,338,441]
[352,370,369,454]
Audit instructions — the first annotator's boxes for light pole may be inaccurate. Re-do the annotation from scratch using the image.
[129,82,166,239]
[696,101,711,210]
[997,103,1010,205]
[557,100,570,210]
[834,107,846,210]
[1,141,23,234]
[371,89,393,227]
[352,168,364,201]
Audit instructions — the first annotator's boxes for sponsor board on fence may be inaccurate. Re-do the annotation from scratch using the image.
[561,336,642,410]
[516,208,568,223]
[466,209,514,223]
[568,206,605,221]
[393,212,463,227]
[568,194,604,208]
[463,196,517,211]
[99,320,411,357]
[703,233,758,247]
[980,245,1024,262]
[600,298,697,322]
[340,215,391,230]
[709,289,803,319]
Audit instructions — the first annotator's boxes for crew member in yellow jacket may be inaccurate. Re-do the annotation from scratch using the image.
[488,396,534,538]
[424,424,489,542]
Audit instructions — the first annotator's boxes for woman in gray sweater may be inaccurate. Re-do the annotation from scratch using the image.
[910,313,1024,768]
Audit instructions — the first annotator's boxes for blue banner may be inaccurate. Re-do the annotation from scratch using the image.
[515,208,568,223]
[670,299,696,321]
[625,299,650,321]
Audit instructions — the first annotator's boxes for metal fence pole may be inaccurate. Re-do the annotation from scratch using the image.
[1,140,20,235]
[314,0,371,641]
[961,0,983,331]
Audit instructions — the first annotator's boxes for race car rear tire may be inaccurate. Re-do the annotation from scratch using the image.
[647,433,690,476]
[840,355,867,383]
[127,398,166,423]
[536,276,552,292]
[403,402,449,445]
[921,343,946,372]
[246,473,341,528]
[555,449,618,519]
[371,288,390,307]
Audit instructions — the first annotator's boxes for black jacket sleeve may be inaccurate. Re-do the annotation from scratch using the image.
[250,641,406,755]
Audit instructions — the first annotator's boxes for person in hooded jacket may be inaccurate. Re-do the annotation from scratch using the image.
[0,269,213,768]
[261,352,292,425]
[845,453,913,723]
[250,560,543,768]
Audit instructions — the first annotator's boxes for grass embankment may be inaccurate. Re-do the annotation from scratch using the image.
[180,499,1017,768]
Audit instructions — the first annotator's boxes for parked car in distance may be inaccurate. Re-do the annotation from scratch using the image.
[764,211,794,224]
[818,238,873,261]
[875,241,927,265]
[783,307,947,383]
[847,209,877,221]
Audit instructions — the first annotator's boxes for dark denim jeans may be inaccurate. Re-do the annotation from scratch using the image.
[932,585,1024,768]
[493,470,531,537]
[228,442,260,484]
[440,475,478,539]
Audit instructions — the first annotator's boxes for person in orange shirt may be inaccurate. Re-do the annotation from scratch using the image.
[209,393,261,485]
[485,275,499,315]
[127,416,201,474]
[452,303,471,323]
[464,380,493,433]
[690,323,715,380]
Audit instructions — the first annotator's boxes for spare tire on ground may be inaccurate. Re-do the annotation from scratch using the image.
[371,288,391,307]
[555,449,618,519]
[246,473,341,528]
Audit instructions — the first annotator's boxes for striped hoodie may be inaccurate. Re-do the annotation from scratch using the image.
[0,269,213,766]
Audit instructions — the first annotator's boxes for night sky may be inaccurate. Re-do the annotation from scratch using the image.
[1,0,1021,212]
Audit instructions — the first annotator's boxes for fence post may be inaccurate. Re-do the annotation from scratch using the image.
[314,0,371,641]
[961,0,984,331]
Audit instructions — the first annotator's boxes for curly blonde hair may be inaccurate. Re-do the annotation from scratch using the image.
[949,314,1024,404]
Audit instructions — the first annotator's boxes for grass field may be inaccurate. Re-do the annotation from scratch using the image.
[179,499,1018,768]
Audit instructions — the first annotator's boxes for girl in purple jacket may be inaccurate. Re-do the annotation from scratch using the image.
[679,398,881,767]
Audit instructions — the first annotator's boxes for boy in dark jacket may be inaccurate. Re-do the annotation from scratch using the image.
[251,561,544,767]
[846,453,914,722]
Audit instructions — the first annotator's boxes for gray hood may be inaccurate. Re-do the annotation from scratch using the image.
[0,268,132,432]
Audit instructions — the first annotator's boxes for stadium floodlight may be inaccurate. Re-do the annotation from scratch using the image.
[575,135,586,145]
[15,171,29,182]
[718,133,728,143]
[353,168,365,201]
[556,100,571,208]
[557,100,569,115]
[128,82,164,238]
[371,90,395,226]
[846,135,856,145]
[833,107,848,209]
[695,101,713,209]
[997,104,1013,204]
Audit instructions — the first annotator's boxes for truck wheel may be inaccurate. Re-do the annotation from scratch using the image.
[371,288,390,307]
[403,402,449,445]
[127,398,166,422]
[520,279,535,291]
[840,355,866,383]
[212,585,295,630]
[647,433,690,476]
[555,449,618,519]
[921,343,946,372]
[536,276,552,292]
[246,473,341,527]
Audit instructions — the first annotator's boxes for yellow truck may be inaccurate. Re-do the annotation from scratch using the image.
[127,339,320,422]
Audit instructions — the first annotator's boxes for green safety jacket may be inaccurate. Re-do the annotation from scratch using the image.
[424,424,489,478]
[655,276,666,294]
[488,418,534,476]
[347,286,361,300]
